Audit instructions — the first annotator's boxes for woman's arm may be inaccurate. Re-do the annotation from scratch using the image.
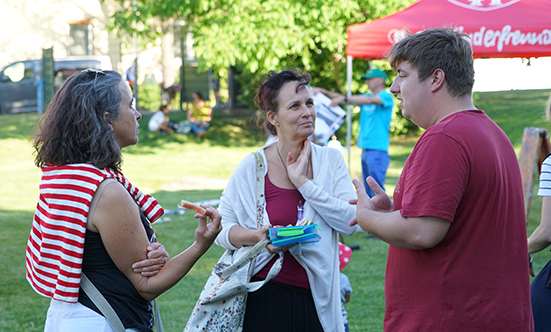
[227,224,266,248]
[204,106,212,122]
[93,182,221,301]
[187,108,195,122]
[528,196,551,254]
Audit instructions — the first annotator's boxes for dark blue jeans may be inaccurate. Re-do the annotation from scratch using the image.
[531,259,551,332]
[191,122,210,135]
[361,149,390,197]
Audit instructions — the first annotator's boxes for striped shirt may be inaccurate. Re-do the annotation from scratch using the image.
[26,163,164,303]
[539,156,551,197]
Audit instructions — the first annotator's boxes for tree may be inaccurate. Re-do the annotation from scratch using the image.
[186,0,415,102]
[109,0,418,134]
[110,0,413,89]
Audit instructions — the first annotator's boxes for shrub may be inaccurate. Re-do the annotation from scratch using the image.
[137,82,161,112]
[137,82,182,112]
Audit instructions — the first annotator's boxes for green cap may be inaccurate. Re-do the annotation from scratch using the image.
[361,68,387,80]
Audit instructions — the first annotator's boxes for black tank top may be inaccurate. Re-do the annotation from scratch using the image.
[78,208,155,332]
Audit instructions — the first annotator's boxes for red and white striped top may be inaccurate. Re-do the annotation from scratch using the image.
[26,163,164,303]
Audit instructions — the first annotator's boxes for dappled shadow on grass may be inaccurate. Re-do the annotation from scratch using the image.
[206,119,266,147]
[124,111,266,155]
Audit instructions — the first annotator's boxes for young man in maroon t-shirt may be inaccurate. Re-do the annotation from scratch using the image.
[350,27,533,331]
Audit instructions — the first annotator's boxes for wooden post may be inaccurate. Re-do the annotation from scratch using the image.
[518,127,550,222]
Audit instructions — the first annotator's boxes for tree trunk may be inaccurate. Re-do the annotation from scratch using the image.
[161,19,175,90]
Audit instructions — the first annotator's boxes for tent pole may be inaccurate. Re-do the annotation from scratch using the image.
[346,55,353,174]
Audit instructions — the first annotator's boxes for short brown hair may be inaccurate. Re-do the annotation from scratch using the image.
[389,27,475,98]
[255,69,311,136]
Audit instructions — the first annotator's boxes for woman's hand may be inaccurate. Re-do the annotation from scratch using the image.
[286,140,311,188]
[132,242,170,277]
[265,242,297,255]
[193,205,223,253]
[255,225,297,255]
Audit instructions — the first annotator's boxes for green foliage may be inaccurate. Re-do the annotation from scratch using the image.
[186,0,416,108]
[391,106,419,136]
[138,82,162,111]
[109,0,417,110]
[137,82,182,112]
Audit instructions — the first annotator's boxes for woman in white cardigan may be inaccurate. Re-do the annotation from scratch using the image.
[216,69,358,332]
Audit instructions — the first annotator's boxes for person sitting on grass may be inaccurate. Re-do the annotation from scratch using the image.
[148,103,178,134]
[188,91,212,138]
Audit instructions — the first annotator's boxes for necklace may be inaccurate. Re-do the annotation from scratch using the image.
[276,145,310,222]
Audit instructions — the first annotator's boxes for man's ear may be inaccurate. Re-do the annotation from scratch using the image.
[103,112,113,130]
[431,69,445,92]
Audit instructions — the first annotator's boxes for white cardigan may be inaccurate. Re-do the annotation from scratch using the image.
[216,141,359,332]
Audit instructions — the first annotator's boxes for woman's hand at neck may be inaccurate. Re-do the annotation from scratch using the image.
[278,139,311,189]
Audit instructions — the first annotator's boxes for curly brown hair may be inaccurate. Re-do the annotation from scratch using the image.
[33,70,125,170]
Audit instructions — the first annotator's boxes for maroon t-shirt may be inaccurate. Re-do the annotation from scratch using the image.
[254,173,310,289]
[386,110,533,331]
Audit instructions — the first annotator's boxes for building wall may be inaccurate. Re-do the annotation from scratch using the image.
[0,0,125,71]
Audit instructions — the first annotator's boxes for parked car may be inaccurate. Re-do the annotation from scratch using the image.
[0,55,112,114]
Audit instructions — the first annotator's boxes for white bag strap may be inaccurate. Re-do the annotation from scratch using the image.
[81,273,125,332]
[217,151,283,284]
[218,239,270,279]
[245,252,284,292]
[253,151,266,228]
[82,274,164,332]
[247,150,283,288]
[153,299,164,332]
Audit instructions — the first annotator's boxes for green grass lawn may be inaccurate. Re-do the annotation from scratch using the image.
[1,88,550,331]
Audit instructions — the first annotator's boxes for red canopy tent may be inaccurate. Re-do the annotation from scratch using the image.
[346,0,551,60]
[340,0,551,169]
